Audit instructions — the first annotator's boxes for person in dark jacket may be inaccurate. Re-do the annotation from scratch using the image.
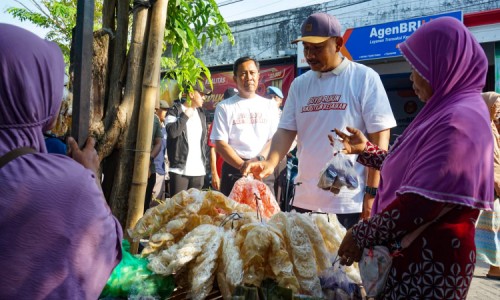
[165,85,211,195]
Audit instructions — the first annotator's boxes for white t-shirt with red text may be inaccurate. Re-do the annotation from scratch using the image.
[211,94,279,159]
[280,58,397,214]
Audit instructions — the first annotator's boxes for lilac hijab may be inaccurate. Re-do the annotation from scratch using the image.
[0,24,64,155]
[0,24,122,299]
[373,17,494,214]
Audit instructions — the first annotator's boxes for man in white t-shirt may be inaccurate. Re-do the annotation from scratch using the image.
[245,13,396,229]
[211,57,280,196]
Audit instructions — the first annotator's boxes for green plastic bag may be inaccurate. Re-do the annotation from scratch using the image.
[100,240,175,299]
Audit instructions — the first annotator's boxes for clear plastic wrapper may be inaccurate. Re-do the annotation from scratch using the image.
[318,147,359,194]
[229,175,281,219]
[320,257,362,300]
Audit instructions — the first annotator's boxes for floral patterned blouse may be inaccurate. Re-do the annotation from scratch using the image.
[352,142,480,299]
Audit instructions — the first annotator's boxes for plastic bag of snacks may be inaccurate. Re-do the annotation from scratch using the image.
[99,240,175,299]
[318,145,359,194]
[229,175,280,219]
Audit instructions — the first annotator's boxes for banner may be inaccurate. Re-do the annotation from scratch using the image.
[203,64,296,111]
[341,11,462,61]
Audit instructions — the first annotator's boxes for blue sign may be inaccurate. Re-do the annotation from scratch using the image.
[342,11,462,61]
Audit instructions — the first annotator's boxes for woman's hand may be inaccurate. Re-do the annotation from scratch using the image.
[338,228,363,266]
[67,137,100,175]
[330,127,368,155]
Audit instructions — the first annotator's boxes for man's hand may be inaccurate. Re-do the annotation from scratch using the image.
[211,173,220,190]
[330,127,368,155]
[338,228,363,266]
[243,160,275,180]
[67,136,100,175]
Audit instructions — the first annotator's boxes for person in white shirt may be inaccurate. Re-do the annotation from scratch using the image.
[245,13,396,229]
[211,57,280,196]
[166,85,210,196]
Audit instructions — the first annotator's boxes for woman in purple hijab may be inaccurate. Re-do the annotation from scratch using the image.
[0,24,122,299]
[335,17,494,299]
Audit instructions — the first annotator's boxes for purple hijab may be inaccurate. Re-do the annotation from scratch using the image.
[373,17,494,214]
[0,24,122,299]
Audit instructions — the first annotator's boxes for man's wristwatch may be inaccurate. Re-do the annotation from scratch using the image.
[256,154,265,161]
[365,186,378,196]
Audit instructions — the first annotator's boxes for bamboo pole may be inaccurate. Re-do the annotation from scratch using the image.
[125,0,169,251]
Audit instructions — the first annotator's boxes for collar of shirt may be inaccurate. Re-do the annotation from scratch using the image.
[315,57,350,78]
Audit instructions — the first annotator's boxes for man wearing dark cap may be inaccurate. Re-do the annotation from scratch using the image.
[165,84,211,195]
[211,57,280,196]
[245,13,396,229]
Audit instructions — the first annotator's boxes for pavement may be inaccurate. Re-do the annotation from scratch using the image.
[467,260,500,299]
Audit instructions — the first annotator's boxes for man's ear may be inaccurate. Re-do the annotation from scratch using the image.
[336,37,344,52]
[233,75,237,84]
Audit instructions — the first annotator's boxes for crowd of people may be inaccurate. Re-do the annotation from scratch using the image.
[1,9,498,300]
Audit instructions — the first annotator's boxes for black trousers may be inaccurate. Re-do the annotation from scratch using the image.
[144,173,156,212]
[168,172,204,196]
[220,161,275,197]
[291,206,360,230]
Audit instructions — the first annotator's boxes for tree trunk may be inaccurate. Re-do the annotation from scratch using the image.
[126,0,169,247]
[104,0,129,128]
[108,4,151,226]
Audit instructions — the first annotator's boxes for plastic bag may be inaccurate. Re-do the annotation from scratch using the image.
[229,175,280,219]
[320,255,362,300]
[99,240,175,299]
[358,246,392,298]
[318,152,359,194]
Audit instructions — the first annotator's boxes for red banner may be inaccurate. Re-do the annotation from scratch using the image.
[203,64,295,111]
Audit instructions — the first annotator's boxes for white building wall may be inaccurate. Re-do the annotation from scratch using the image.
[201,0,500,67]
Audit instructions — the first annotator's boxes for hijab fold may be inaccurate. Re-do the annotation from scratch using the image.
[0,23,64,156]
[373,17,494,213]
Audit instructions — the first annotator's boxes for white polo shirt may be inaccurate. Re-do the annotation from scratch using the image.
[280,58,397,214]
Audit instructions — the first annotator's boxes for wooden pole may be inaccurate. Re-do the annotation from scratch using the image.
[72,0,94,147]
[126,0,169,252]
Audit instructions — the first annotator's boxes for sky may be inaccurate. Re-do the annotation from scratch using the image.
[215,0,330,22]
[0,0,50,38]
[0,0,329,38]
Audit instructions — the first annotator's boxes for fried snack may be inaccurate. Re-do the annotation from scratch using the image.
[312,213,343,253]
[241,224,272,287]
[128,204,170,240]
[234,222,261,250]
[269,212,288,234]
[286,214,323,297]
[267,226,300,292]
[129,190,197,239]
[294,213,331,273]
[220,211,260,232]
[311,214,361,284]
[189,228,223,300]
[148,224,217,275]
[220,230,243,290]
[141,228,175,256]
[229,176,281,219]
[205,190,255,215]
